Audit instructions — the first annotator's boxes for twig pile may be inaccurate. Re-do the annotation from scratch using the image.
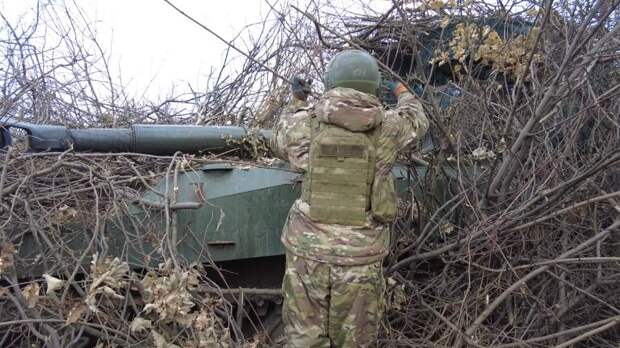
[1,0,619,347]
[0,149,281,346]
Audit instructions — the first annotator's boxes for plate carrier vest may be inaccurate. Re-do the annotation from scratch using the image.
[301,117,377,226]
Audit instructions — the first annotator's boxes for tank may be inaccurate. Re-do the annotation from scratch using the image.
[0,119,423,286]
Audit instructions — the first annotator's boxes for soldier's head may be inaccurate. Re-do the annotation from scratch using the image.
[324,49,381,96]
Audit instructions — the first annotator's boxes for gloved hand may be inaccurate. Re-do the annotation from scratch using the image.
[291,76,312,101]
[385,80,409,97]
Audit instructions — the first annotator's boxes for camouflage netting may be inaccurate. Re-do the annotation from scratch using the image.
[1,0,619,347]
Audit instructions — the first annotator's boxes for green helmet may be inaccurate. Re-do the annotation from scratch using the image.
[324,50,381,95]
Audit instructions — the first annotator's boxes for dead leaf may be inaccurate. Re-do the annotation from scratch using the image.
[53,204,78,223]
[130,317,152,333]
[439,223,455,235]
[66,303,87,324]
[43,274,64,295]
[152,331,181,348]
[1,242,16,255]
[194,310,213,331]
[429,0,444,10]
[23,283,40,308]
[0,242,16,274]
[440,16,450,29]
[99,285,124,299]
[90,254,130,291]
[85,293,99,313]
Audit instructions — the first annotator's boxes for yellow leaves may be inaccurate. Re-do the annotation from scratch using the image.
[476,30,503,63]
[66,303,87,324]
[423,0,461,11]
[23,283,40,308]
[429,0,444,10]
[430,50,451,66]
[432,22,543,79]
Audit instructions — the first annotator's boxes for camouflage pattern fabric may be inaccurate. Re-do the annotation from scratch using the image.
[271,87,429,266]
[314,88,383,132]
[282,252,385,348]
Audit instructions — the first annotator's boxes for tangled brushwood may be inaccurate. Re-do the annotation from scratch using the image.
[1,0,619,347]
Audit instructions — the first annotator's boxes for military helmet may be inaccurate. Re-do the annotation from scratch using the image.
[324,50,381,95]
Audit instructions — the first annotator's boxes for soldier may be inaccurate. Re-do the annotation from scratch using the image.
[271,49,429,347]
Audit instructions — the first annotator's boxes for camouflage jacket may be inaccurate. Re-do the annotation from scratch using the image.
[271,87,429,265]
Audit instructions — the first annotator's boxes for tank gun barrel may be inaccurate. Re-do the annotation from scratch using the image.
[0,118,272,155]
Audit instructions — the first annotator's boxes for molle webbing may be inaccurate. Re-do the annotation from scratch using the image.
[305,121,376,226]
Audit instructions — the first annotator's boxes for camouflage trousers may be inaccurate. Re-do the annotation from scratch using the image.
[282,252,386,348]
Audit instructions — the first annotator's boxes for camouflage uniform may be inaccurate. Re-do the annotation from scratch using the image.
[272,87,428,347]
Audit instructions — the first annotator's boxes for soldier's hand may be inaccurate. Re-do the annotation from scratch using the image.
[291,76,312,101]
[385,80,408,97]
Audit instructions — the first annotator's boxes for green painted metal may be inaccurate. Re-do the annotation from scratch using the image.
[15,160,455,276]
[104,162,414,267]
[0,118,272,155]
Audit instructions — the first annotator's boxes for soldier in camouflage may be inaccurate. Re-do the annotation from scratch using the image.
[271,50,429,347]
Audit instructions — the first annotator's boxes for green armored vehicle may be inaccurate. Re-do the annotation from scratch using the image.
[0,119,422,290]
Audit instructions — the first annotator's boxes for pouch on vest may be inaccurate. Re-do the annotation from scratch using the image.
[370,172,397,223]
[305,122,376,226]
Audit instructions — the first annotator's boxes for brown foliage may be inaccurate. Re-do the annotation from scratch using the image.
[1,0,619,347]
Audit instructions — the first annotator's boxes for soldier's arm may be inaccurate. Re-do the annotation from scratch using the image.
[391,90,429,151]
[270,99,311,172]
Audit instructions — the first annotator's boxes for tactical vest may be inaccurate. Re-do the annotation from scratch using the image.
[301,118,376,226]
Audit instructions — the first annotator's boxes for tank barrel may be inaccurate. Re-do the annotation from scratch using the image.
[0,118,272,155]
[69,128,133,152]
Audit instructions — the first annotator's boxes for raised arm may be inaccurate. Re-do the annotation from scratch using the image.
[270,77,313,172]
[375,82,429,175]
[388,82,429,150]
